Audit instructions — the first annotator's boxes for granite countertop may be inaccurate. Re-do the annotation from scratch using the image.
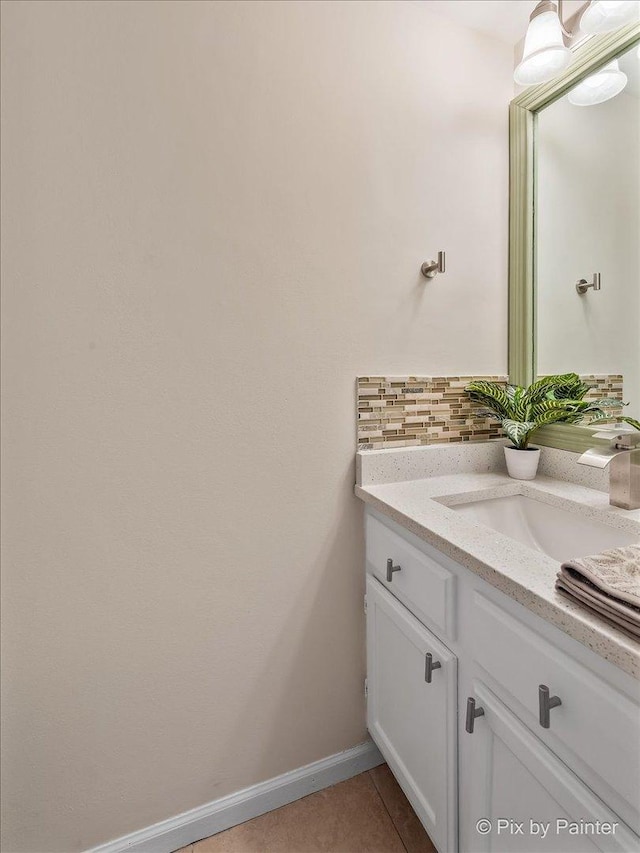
[355,458,640,679]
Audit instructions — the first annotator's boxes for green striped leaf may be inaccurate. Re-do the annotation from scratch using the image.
[502,419,537,449]
[587,414,640,431]
[465,381,513,420]
[524,373,586,404]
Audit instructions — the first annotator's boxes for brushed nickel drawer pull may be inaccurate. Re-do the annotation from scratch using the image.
[466,697,485,734]
[539,684,562,729]
[425,652,442,683]
[386,558,401,582]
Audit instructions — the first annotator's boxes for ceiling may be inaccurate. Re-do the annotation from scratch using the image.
[423,0,587,45]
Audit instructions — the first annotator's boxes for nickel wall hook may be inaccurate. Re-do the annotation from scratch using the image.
[421,251,446,279]
[576,273,601,294]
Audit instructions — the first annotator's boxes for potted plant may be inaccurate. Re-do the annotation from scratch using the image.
[465,373,640,480]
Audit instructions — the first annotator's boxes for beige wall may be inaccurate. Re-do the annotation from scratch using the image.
[0,2,512,849]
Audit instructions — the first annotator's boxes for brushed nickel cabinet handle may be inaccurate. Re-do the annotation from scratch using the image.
[424,652,442,683]
[539,685,562,728]
[386,558,401,583]
[466,697,485,734]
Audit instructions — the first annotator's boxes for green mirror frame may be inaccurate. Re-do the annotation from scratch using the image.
[508,20,640,453]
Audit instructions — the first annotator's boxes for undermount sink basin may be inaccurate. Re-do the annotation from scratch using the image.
[450,494,638,562]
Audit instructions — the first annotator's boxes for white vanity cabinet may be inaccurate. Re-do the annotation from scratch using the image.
[366,576,458,853]
[464,683,638,853]
[364,508,640,853]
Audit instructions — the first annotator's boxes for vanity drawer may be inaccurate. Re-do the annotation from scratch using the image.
[366,514,455,639]
[472,592,640,822]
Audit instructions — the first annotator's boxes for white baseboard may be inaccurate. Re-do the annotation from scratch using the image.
[89,740,384,853]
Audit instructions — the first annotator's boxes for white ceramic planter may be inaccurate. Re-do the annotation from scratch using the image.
[504,446,540,480]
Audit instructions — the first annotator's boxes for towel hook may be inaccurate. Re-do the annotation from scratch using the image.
[576,273,601,294]
[421,251,446,279]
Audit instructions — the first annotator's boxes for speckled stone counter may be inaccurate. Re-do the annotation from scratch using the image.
[355,443,640,679]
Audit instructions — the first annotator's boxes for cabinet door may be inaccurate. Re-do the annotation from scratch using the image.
[461,682,639,853]
[472,591,640,828]
[366,575,457,853]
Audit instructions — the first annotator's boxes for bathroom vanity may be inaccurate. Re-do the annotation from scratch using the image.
[356,19,640,850]
[356,443,640,853]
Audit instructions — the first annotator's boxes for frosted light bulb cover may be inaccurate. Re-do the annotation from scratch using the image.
[580,1,640,35]
[514,10,572,86]
[567,59,628,105]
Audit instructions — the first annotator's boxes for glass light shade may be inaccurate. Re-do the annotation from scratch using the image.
[514,10,572,86]
[580,1,640,35]
[567,60,628,105]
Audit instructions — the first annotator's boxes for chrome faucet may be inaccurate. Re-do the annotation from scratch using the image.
[578,428,640,510]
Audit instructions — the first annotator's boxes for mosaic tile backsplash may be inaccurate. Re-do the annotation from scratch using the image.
[581,374,624,420]
[356,374,624,451]
[357,376,507,450]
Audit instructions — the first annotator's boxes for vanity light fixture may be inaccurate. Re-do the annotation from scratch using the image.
[568,59,628,104]
[579,1,640,35]
[514,1,572,86]
[515,0,639,87]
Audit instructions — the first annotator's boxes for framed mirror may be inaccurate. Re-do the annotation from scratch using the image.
[509,19,640,452]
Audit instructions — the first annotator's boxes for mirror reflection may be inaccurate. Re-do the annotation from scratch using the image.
[536,43,640,421]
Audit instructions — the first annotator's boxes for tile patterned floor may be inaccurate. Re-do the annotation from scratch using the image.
[175,765,437,853]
